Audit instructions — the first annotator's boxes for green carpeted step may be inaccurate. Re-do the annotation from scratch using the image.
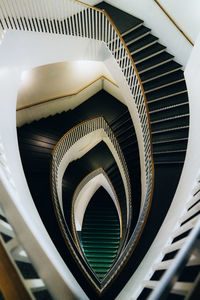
[81,188,121,280]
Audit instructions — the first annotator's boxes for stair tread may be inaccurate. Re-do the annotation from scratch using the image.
[123,25,150,44]
[128,34,158,54]
[146,81,187,102]
[137,52,174,73]
[133,43,166,63]
[96,2,143,34]
[148,92,188,110]
[144,70,184,93]
[140,60,182,82]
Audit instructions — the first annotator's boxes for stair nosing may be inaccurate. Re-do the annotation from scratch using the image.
[145,78,185,94]
[135,49,166,65]
[121,23,143,37]
[148,89,187,103]
[151,113,189,124]
[152,125,189,135]
[139,58,174,74]
[142,66,183,84]
[153,137,188,145]
[126,31,151,46]
[153,149,186,155]
[130,39,158,55]
[150,102,188,114]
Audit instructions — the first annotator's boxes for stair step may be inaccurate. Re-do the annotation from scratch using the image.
[96,2,143,35]
[128,34,158,54]
[85,253,117,258]
[84,248,118,254]
[144,70,184,93]
[148,92,188,110]
[123,25,151,45]
[152,125,189,136]
[154,152,186,164]
[151,115,189,132]
[150,103,189,121]
[133,43,166,64]
[140,60,182,83]
[146,81,187,102]
[138,52,174,73]
[153,137,188,145]
[153,139,188,152]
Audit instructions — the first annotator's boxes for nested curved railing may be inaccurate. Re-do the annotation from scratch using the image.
[71,167,123,251]
[51,116,132,290]
[0,0,154,225]
[51,116,131,234]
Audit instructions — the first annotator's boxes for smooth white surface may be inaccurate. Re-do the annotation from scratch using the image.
[159,0,200,43]
[17,61,115,109]
[117,32,200,300]
[106,0,194,67]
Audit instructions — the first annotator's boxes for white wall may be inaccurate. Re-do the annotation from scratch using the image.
[17,61,115,109]
[105,0,196,67]
[159,0,200,43]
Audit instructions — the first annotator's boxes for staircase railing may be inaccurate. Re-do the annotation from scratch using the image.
[51,116,131,240]
[51,116,132,290]
[0,0,154,226]
[0,0,154,295]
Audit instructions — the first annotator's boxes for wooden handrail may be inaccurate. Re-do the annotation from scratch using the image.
[153,0,194,46]
[17,75,118,111]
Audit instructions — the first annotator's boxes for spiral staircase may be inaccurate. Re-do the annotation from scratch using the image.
[0,1,200,300]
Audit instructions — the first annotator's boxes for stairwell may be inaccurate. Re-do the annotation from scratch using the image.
[16,2,190,299]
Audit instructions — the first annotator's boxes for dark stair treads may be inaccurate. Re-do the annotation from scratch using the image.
[152,125,189,138]
[133,43,166,64]
[148,92,188,110]
[153,139,188,153]
[111,117,133,133]
[137,52,174,73]
[150,103,189,121]
[96,2,143,35]
[151,115,189,132]
[146,81,187,102]
[154,152,186,164]
[128,34,158,54]
[109,109,129,127]
[143,70,185,93]
[140,61,182,83]
[123,25,150,45]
